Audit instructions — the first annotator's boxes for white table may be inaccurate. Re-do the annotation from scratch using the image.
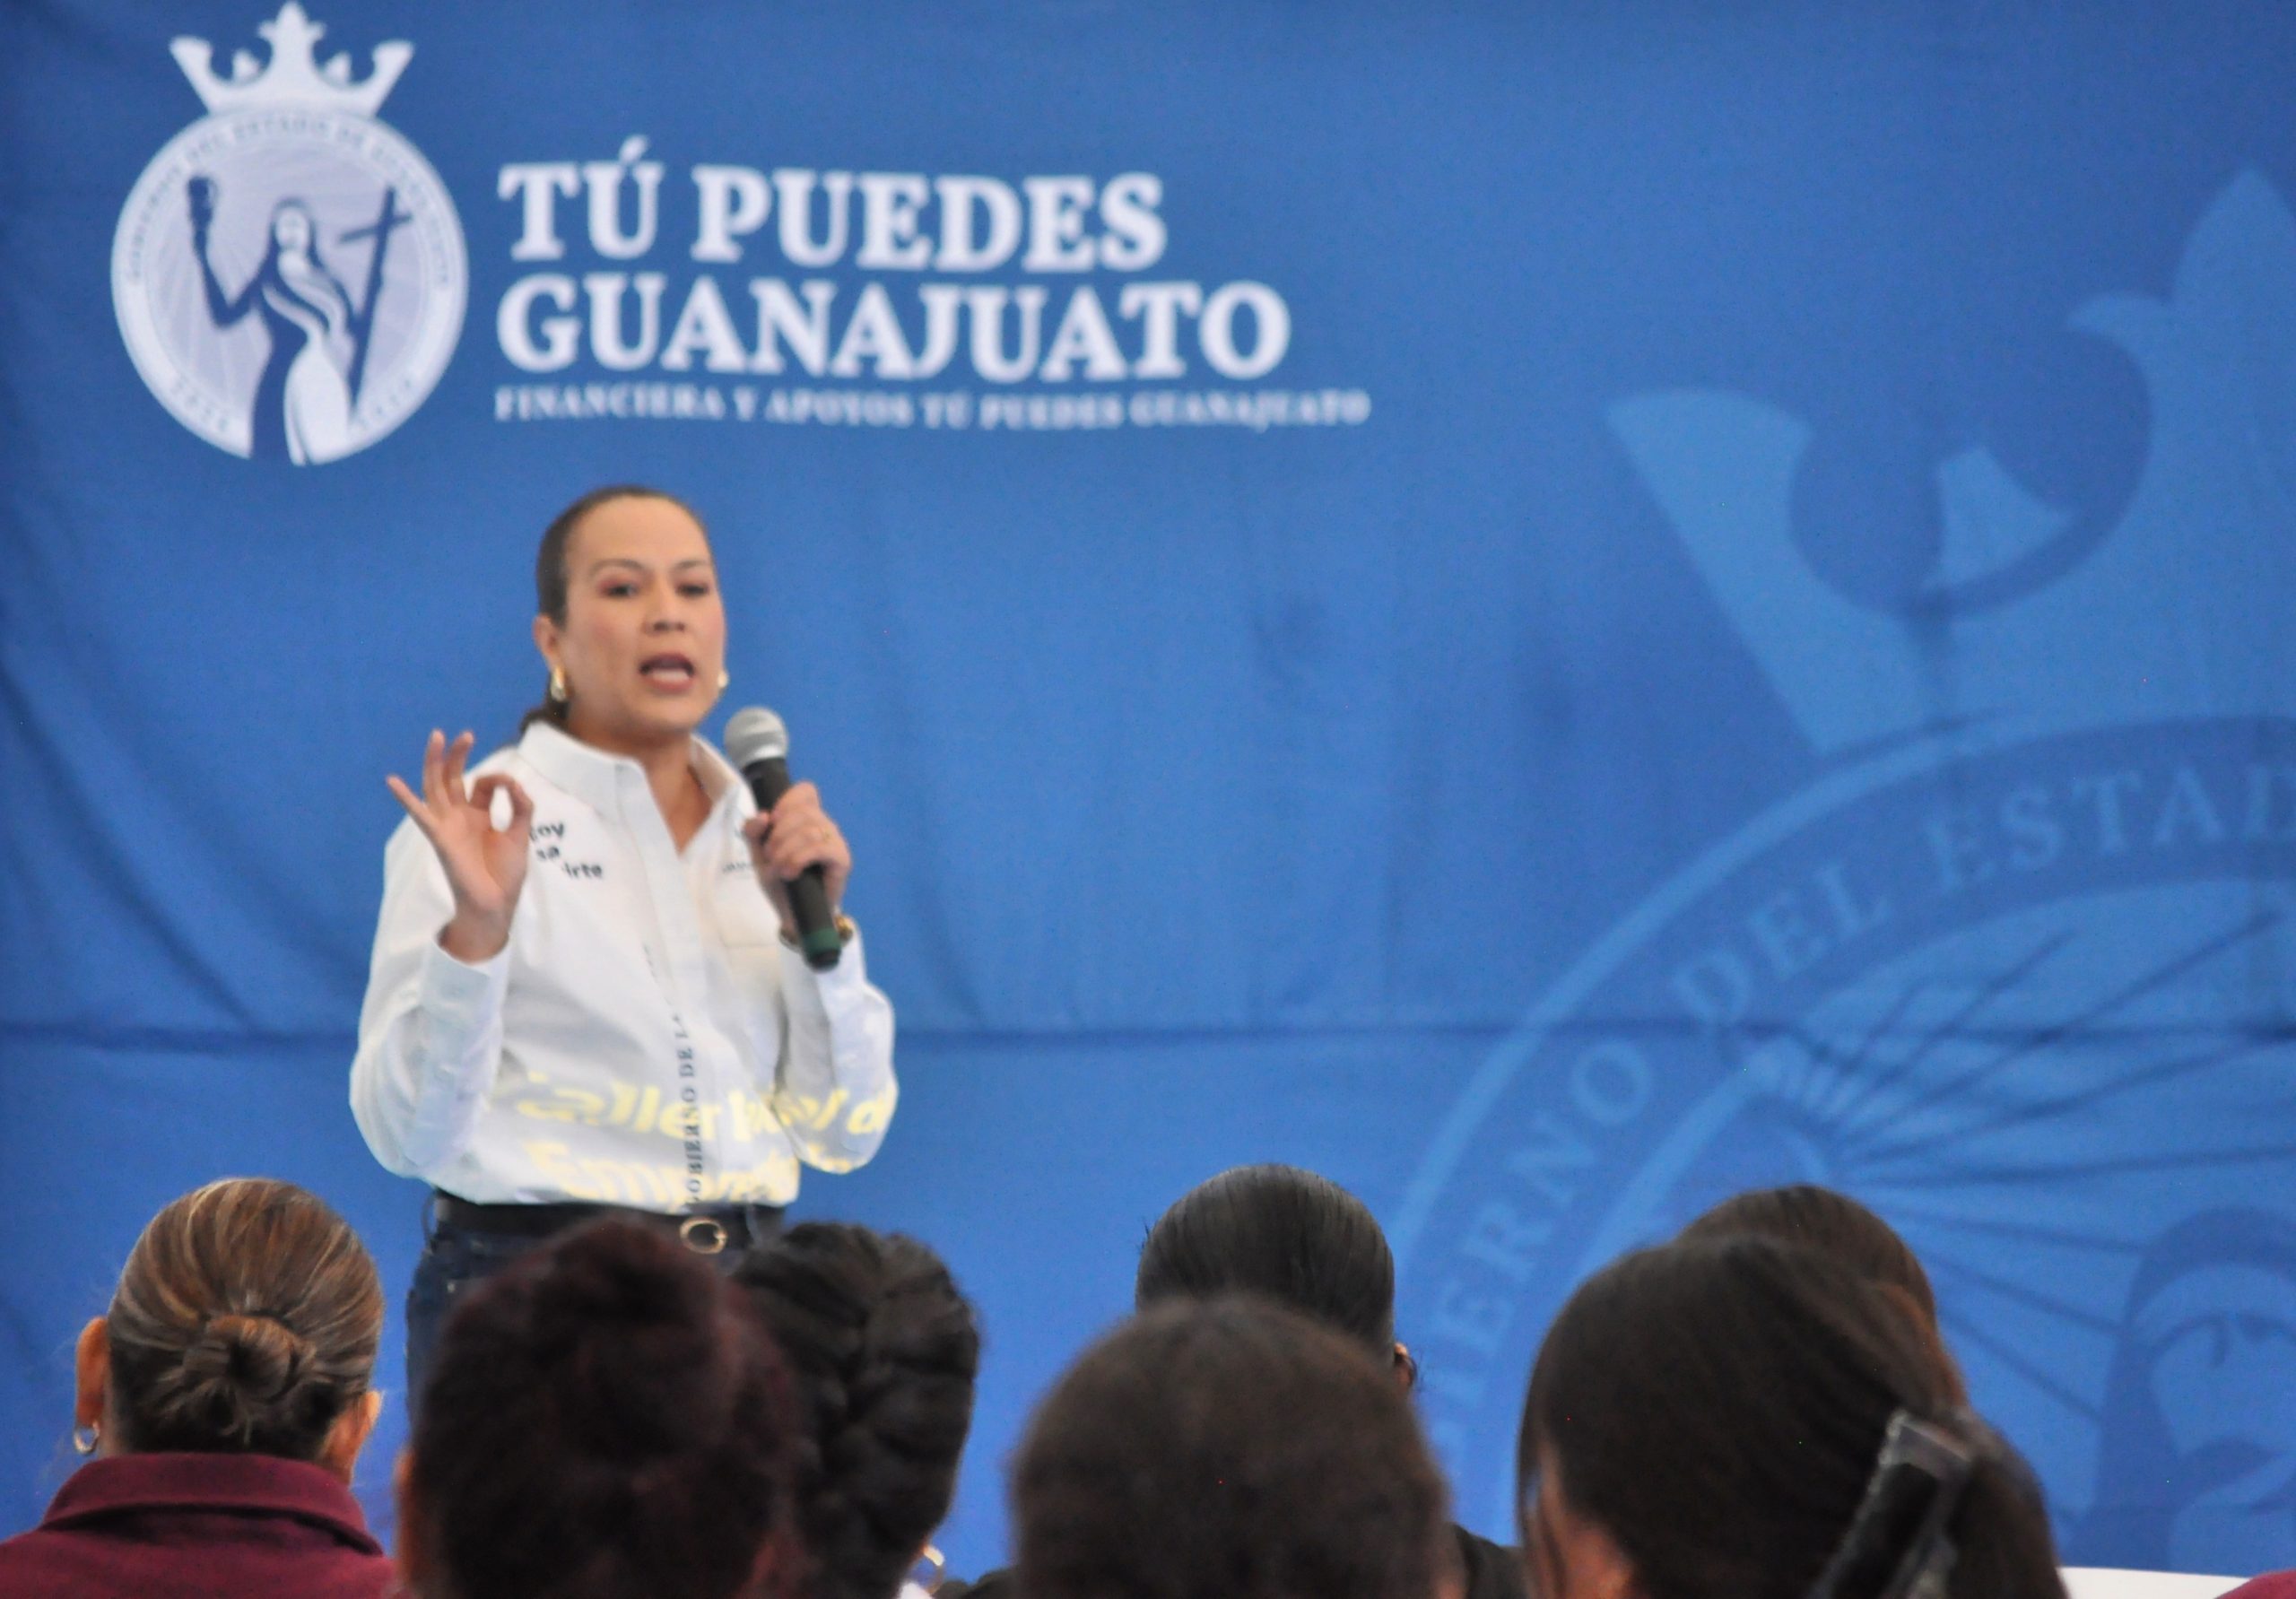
[2062,1569,2247,1599]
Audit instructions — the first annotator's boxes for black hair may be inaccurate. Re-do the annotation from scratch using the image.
[1014,1295,1448,1599]
[1681,1185,1940,1325]
[1134,1164,1396,1358]
[406,1219,798,1599]
[734,1224,980,1599]
[1518,1236,2064,1599]
[519,483,708,733]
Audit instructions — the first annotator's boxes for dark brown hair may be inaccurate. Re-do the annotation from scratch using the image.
[735,1224,980,1599]
[1680,1184,1940,1325]
[1013,1296,1448,1599]
[1135,1164,1396,1357]
[104,1178,382,1461]
[406,1219,799,1599]
[519,483,708,732]
[1518,1237,2064,1599]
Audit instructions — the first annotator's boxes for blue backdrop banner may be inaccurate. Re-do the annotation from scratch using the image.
[5,0,2296,1576]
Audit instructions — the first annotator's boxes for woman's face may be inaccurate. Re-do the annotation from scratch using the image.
[537,496,727,751]
[273,207,311,252]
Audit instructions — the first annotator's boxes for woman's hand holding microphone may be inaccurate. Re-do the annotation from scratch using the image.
[741,782,852,942]
[387,730,535,963]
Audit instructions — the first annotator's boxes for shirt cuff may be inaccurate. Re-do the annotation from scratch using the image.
[420,933,511,1043]
[779,920,870,1009]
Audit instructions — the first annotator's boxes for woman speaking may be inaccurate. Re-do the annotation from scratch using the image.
[351,485,895,1393]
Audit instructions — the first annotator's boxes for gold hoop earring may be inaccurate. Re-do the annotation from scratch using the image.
[72,1424,99,1456]
[548,667,569,703]
[717,669,730,691]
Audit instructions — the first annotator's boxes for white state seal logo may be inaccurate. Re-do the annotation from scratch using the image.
[110,4,465,464]
[1393,171,2296,1570]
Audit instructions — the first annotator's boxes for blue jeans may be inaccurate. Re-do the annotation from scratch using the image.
[403,1197,780,1408]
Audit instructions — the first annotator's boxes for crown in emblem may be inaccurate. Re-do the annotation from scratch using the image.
[1609,170,2296,754]
[170,3,411,117]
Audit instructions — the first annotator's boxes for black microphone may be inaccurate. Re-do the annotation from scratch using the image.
[724,707,843,970]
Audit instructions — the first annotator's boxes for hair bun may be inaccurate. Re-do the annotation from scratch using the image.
[103,1179,381,1460]
[166,1312,317,1445]
[187,1314,313,1399]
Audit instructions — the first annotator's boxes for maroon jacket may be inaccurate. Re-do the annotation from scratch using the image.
[0,1451,396,1598]
[2224,1579,2296,1599]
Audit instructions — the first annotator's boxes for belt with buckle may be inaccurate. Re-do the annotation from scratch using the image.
[431,1192,783,1256]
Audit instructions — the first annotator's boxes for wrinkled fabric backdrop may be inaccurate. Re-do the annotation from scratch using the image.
[5,0,2296,1575]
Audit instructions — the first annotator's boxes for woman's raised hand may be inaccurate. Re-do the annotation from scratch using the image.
[387,730,534,963]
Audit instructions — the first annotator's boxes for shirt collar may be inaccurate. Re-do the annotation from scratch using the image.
[42,1453,381,1552]
[518,720,743,820]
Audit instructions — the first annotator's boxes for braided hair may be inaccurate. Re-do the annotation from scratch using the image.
[735,1223,980,1599]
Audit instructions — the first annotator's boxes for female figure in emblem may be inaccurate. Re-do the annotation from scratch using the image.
[188,183,358,463]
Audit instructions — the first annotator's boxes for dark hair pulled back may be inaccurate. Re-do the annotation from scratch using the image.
[1134,1164,1396,1358]
[408,1219,798,1599]
[1680,1184,1941,1327]
[1519,1237,2064,1599]
[735,1224,980,1599]
[1014,1296,1448,1599]
[519,483,708,733]
[104,1178,381,1461]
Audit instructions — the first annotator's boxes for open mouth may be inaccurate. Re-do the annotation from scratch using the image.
[639,652,697,688]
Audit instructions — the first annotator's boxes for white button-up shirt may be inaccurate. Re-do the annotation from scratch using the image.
[350,722,896,1210]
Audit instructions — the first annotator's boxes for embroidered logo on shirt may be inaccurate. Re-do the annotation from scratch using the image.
[531,820,604,879]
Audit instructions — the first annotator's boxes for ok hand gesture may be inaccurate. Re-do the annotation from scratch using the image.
[387,730,534,963]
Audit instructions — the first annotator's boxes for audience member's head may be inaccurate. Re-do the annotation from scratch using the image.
[399,1219,799,1599]
[1135,1164,1405,1374]
[1680,1184,1940,1325]
[735,1223,980,1599]
[1014,1295,1451,1599]
[78,1178,383,1477]
[1518,1236,2063,1599]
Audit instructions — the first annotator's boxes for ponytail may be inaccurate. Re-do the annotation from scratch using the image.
[517,691,568,734]
[1810,1409,2061,1599]
[1519,1238,2066,1599]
